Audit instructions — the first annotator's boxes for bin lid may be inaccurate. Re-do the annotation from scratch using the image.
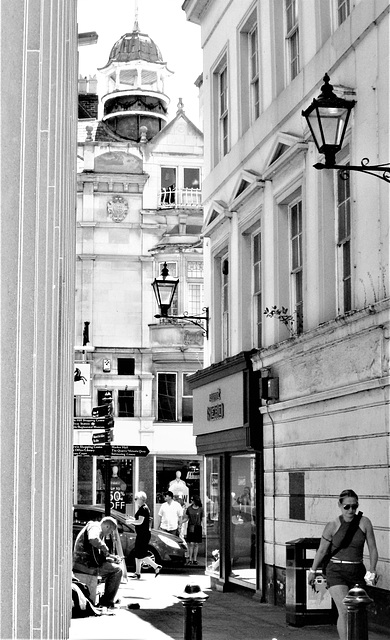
[286,537,321,546]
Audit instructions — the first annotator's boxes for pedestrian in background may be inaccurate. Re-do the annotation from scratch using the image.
[157,490,183,537]
[126,491,162,579]
[308,489,378,640]
[183,495,205,565]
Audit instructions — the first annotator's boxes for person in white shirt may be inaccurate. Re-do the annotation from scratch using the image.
[157,491,183,537]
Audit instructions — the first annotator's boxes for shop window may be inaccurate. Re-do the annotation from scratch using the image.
[182,373,193,422]
[205,457,221,576]
[157,372,177,421]
[118,358,135,375]
[118,389,135,417]
[155,459,200,507]
[76,457,93,504]
[289,471,305,520]
[96,458,133,513]
[230,454,256,585]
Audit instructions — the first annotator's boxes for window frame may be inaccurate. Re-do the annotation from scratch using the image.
[117,389,135,418]
[252,229,262,348]
[336,161,352,314]
[285,0,300,82]
[289,198,303,335]
[221,254,229,359]
[337,0,351,26]
[181,372,193,423]
[212,51,229,165]
[249,23,260,122]
[157,372,177,422]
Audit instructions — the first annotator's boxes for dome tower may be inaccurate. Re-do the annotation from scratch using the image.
[98,16,173,142]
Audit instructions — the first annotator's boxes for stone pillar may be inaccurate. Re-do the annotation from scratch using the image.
[0,2,78,638]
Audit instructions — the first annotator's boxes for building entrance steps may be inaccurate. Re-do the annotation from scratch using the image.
[69,573,387,640]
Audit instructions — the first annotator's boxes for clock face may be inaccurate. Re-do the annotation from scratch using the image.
[103,359,111,372]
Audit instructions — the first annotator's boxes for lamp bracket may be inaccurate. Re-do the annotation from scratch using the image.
[154,307,210,339]
[314,158,390,183]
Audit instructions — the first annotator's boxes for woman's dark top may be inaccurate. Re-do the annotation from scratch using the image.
[134,504,151,558]
[331,515,365,562]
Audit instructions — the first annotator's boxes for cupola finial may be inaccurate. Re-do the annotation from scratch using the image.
[177,98,185,114]
[133,0,140,32]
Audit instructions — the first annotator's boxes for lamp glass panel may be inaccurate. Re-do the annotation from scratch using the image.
[157,280,177,307]
[317,106,349,146]
[307,110,324,149]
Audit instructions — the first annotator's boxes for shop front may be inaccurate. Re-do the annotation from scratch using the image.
[190,352,263,594]
[74,454,203,526]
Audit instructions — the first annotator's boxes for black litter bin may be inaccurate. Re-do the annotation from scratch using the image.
[286,538,336,626]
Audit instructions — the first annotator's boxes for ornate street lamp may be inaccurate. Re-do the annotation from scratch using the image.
[302,73,390,183]
[151,262,179,318]
[151,262,210,339]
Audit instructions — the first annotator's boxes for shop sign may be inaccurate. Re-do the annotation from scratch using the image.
[193,371,244,435]
[74,363,91,396]
[207,388,224,421]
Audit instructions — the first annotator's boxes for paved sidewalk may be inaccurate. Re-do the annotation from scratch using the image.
[69,571,386,640]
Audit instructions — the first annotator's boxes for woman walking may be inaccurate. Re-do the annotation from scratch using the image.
[126,491,162,579]
[308,489,378,640]
[183,495,205,565]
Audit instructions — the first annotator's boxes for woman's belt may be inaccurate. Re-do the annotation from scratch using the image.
[330,557,362,564]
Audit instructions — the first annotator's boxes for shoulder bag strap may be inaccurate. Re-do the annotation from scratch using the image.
[331,511,363,557]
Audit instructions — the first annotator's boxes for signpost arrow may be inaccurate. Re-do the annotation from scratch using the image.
[111,445,149,457]
[73,444,149,457]
[74,417,108,430]
[92,431,110,445]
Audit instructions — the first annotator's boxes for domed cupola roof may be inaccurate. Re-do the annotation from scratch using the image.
[100,21,164,69]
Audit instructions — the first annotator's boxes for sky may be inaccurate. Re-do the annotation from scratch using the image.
[77,0,203,126]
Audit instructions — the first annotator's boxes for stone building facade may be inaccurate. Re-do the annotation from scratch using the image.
[74,21,205,525]
[184,0,389,629]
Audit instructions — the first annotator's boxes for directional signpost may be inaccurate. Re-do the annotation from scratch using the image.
[73,391,150,516]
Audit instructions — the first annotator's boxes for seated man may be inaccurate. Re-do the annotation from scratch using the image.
[73,516,122,609]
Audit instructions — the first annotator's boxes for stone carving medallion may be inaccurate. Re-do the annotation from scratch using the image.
[107,196,129,222]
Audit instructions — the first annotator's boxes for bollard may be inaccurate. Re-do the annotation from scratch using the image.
[175,583,209,640]
[343,584,373,640]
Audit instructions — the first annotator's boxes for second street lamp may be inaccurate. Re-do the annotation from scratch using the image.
[151,262,210,339]
[302,73,390,183]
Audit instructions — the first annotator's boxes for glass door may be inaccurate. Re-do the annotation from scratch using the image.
[230,454,256,586]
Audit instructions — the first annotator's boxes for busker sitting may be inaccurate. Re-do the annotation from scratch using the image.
[73,516,122,609]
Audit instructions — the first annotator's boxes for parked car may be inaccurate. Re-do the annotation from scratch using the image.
[73,505,187,570]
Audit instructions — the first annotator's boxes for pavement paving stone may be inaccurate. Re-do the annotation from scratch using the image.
[69,571,387,640]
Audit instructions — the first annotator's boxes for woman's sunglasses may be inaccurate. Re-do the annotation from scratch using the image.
[343,503,358,511]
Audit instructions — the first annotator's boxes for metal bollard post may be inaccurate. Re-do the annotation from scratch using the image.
[175,583,209,640]
[343,584,373,640]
